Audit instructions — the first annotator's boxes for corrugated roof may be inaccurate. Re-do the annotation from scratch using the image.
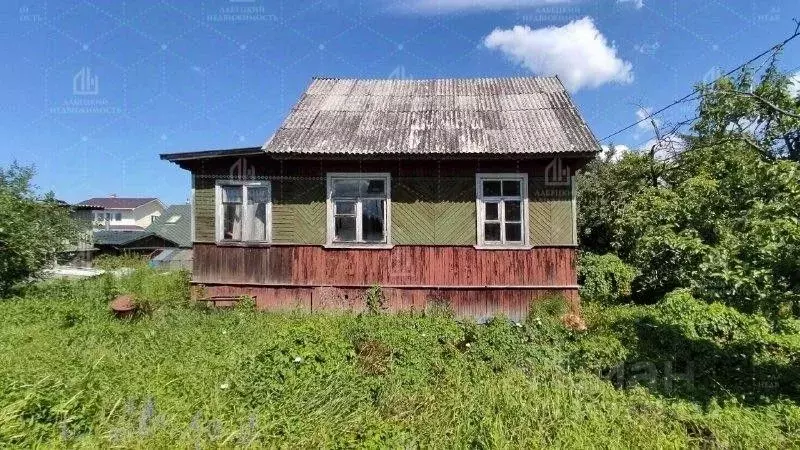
[93,230,155,246]
[146,204,192,248]
[261,76,600,156]
[77,197,158,209]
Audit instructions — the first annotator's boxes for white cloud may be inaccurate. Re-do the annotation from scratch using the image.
[397,0,574,14]
[600,144,630,162]
[483,18,633,92]
[640,134,685,161]
[789,72,800,98]
[617,0,643,9]
[635,107,661,131]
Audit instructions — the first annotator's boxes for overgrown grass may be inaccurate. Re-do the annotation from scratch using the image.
[92,253,150,271]
[1,270,799,447]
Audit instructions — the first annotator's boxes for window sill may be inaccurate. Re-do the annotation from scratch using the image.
[474,245,534,251]
[324,243,395,250]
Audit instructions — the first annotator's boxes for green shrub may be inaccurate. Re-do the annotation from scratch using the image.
[656,289,772,344]
[364,284,386,314]
[529,293,570,321]
[121,268,191,312]
[571,333,629,372]
[590,289,800,403]
[93,253,149,271]
[578,252,637,304]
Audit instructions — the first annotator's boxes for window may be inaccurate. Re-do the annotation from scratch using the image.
[114,213,122,221]
[326,173,390,246]
[215,180,271,243]
[476,174,528,247]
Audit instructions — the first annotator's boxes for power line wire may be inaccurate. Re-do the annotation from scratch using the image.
[600,21,800,143]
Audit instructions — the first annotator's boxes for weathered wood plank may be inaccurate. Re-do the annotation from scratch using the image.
[193,244,577,287]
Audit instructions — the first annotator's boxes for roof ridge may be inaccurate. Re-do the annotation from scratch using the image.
[310,75,560,82]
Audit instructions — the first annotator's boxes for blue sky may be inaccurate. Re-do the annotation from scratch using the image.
[1,0,798,205]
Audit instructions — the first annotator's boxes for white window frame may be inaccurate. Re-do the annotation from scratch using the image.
[326,173,392,248]
[475,173,530,249]
[214,180,272,244]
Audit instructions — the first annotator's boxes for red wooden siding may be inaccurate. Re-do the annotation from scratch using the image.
[193,243,577,288]
[192,244,578,321]
[201,284,578,323]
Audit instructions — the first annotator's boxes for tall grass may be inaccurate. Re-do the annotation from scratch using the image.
[0,269,798,447]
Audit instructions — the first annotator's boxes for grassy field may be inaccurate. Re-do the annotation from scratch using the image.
[1,269,799,448]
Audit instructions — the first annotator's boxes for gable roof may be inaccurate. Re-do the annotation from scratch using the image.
[261,76,600,156]
[146,204,192,248]
[77,197,159,209]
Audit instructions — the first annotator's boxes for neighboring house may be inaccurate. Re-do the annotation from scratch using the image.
[146,204,192,248]
[146,204,193,270]
[92,204,192,255]
[56,201,101,267]
[161,76,600,321]
[77,197,165,230]
[93,230,177,254]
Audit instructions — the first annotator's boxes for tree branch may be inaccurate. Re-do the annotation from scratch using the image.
[724,90,800,119]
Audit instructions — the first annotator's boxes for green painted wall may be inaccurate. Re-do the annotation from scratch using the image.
[528,178,575,246]
[193,175,215,242]
[272,179,326,244]
[392,177,477,245]
[192,175,574,246]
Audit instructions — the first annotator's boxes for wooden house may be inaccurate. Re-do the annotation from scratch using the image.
[161,76,600,321]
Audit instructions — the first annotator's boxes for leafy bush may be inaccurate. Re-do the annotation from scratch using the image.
[92,253,150,271]
[576,67,800,318]
[656,289,772,344]
[119,267,191,312]
[364,284,386,314]
[0,163,78,295]
[583,290,800,404]
[578,252,637,304]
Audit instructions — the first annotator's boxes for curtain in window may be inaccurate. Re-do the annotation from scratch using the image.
[222,186,242,240]
[245,186,269,241]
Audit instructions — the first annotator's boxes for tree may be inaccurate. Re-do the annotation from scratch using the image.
[693,60,800,161]
[578,64,800,318]
[0,163,78,295]
[576,147,663,255]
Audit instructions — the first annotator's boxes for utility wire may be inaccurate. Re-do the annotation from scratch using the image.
[600,21,800,143]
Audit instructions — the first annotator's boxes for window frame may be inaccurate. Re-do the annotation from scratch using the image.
[214,179,272,244]
[326,173,392,248]
[475,173,530,249]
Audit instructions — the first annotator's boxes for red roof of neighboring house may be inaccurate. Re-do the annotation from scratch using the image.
[77,197,158,209]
